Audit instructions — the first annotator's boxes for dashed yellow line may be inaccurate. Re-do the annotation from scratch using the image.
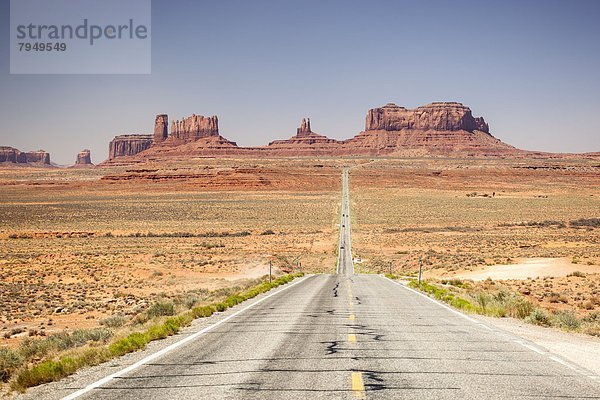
[348,314,355,321]
[351,372,366,399]
[348,333,356,343]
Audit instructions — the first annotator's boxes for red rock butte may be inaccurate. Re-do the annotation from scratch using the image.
[365,102,489,133]
[74,149,93,167]
[0,146,50,165]
[102,102,528,163]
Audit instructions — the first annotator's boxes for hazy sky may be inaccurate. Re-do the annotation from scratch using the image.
[1,0,599,164]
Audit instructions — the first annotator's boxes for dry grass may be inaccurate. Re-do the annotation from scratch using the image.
[351,158,599,274]
[0,159,342,351]
[1,155,599,391]
[351,157,600,330]
[6,273,303,391]
[408,278,600,336]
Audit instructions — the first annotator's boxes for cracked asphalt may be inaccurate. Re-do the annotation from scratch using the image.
[30,169,600,399]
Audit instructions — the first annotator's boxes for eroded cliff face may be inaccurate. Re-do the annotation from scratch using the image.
[170,115,219,142]
[296,118,312,136]
[108,114,224,160]
[0,147,51,165]
[108,135,153,160]
[26,150,50,164]
[153,114,168,144]
[75,149,93,165]
[344,102,514,156]
[366,102,490,133]
[104,103,520,163]
[0,147,25,163]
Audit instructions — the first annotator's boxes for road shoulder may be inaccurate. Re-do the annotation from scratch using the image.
[472,314,600,375]
[11,274,314,400]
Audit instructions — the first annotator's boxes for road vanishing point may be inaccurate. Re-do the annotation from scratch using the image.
[49,169,600,399]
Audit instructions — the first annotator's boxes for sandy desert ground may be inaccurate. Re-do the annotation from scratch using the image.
[350,157,599,324]
[0,156,598,347]
[0,159,347,349]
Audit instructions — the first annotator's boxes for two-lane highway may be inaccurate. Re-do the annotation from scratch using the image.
[46,169,600,399]
[337,168,353,276]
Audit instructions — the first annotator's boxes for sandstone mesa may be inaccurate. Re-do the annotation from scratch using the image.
[2,101,596,167]
[106,102,519,163]
[0,146,50,165]
[74,149,93,166]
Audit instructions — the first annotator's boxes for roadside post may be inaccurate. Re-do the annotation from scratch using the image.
[418,259,423,286]
[269,260,272,283]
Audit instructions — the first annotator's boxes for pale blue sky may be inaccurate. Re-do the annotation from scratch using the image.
[1,0,599,164]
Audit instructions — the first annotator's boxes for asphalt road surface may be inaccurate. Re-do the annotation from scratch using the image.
[59,169,599,399]
[337,168,353,276]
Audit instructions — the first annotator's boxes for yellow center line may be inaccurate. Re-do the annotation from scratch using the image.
[351,372,366,399]
[349,314,355,321]
[348,334,356,343]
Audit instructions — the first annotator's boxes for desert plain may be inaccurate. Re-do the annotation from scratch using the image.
[0,155,599,366]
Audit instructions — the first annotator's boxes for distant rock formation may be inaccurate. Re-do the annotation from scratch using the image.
[263,118,342,156]
[75,149,93,166]
[474,117,489,133]
[25,150,50,164]
[341,102,514,156]
[103,103,524,163]
[0,146,26,163]
[297,118,312,136]
[0,146,51,165]
[108,113,224,161]
[153,114,168,144]
[108,134,153,160]
[170,115,219,141]
[365,102,490,133]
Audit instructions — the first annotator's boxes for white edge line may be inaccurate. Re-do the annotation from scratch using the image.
[382,276,481,325]
[62,275,310,400]
[381,276,600,382]
[550,355,577,370]
[519,342,544,355]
